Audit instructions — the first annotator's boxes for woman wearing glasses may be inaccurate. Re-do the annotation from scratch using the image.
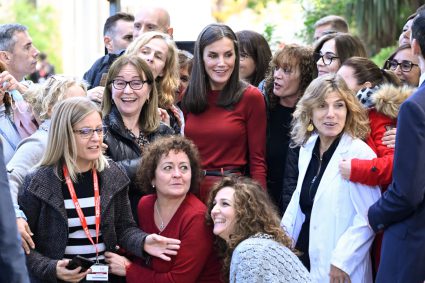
[313,32,367,77]
[18,97,180,283]
[102,55,173,222]
[384,44,420,87]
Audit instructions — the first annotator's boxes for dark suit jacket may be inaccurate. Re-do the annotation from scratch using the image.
[0,141,29,283]
[368,81,425,283]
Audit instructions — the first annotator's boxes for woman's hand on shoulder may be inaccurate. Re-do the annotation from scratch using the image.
[382,127,396,148]
[56,259,90,283]
[329,264,351,283]
[143,233,181,261]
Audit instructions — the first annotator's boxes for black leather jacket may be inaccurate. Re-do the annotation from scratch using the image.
[103,106,174,221]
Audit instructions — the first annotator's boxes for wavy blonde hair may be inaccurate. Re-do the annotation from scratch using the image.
[291,73,370,147]
[125,31,179,109]
[206,176,295,281]
[25,75,87,121]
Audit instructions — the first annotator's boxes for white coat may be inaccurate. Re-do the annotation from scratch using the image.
[281,133,381,283]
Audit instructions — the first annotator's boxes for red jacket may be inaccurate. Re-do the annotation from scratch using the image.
[350,85,414,187]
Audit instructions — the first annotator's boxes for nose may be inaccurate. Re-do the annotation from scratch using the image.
[171,168,182,178]
[273,68,282,79]
[90,130,101,141]
[394,64,403,75]
[211,203,220,215]
[326,105,336,117]
[33,46,40,58]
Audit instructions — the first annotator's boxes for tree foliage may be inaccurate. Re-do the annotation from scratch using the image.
[0,0,62,72]
[298,0,420,55]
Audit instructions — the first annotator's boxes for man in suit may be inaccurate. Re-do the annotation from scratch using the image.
[0,140,29,283]
[368,11,425,283]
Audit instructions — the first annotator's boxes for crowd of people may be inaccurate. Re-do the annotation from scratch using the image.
[1,3,425,283]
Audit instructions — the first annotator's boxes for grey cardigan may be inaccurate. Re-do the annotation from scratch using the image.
[18,161,148,283]
[229,234,311,283]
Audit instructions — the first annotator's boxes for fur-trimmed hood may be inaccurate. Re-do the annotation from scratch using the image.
[371,84,416,119]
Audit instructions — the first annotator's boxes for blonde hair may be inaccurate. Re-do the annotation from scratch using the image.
[125,31,179,108]
[102,54,160,133]
[40,97,108,182]
[25,75,87,121]
[291,73,370,146]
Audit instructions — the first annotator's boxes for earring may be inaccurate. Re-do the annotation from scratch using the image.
[307,122,314,132]
[152,184,155,189]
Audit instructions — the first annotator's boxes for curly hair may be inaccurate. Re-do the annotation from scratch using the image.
[263,44,317,109]
[24,75,87,121]
[135,136,202,196]
[205,176,295,281]
[291,73,370,146]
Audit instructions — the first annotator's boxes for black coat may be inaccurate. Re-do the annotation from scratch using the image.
[83,50,125,89]
[18,162,147,283]
[103,106,174,221]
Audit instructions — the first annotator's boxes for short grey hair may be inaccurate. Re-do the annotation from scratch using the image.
[0,23,27,52]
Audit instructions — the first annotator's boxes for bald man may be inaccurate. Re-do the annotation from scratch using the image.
[133,5,173,39]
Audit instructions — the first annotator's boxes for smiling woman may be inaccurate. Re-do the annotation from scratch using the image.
[181,23,267,202]
[101,54,174,222]
[206,176,310,282]
[282,74,381,282]
[18,97,181,283]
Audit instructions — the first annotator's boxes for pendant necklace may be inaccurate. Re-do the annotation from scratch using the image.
[155,201,165,232]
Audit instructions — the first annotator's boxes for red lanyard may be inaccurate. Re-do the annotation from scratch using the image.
[63,165,100,260]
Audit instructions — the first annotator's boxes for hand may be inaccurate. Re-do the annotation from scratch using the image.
[104,251,130,276]
[17,218,35,254]
[144,234,181,261]
[329,264,351,283]
[0,71,27,94]
[158,108,170,126]
[338,159,351,180]
[56,259,90,283]
[169,105,182,127]
[382,128,396,148]
[87,86,105,104]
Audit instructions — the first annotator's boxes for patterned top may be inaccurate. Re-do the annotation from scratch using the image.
[229,233,311,283]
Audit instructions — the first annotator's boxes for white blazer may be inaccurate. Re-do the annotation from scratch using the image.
[281,133,381,283]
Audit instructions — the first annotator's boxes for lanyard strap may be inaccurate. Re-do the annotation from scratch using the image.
[63,165,100,261]
[0,127,17,151]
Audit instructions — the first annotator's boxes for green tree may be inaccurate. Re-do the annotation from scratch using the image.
[1,0,62,72]
[297,0,420,56]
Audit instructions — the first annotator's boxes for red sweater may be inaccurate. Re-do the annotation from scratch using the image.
[126,193,222,283]
[184,85,267,188]
[350,109,395,187]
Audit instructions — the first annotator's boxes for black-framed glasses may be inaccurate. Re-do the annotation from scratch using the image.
[314,52,339,65]
[386,59,418,72]
[111,79,149,90]
[73,126,107,139]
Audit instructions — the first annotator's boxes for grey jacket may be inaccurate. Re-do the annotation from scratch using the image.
[18,161,148,283]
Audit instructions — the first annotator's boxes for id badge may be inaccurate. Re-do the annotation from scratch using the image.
[86,264,108,281]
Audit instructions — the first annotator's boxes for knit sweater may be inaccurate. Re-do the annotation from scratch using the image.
[229,234,311,283]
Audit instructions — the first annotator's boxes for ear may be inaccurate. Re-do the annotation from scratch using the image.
[0,51,11,64]
[411,38,421,56]
[363,81,373,89]
[104,36,113,54]
[167,27,174,38]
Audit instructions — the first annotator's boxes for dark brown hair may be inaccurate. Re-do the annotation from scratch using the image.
[136,136,202,196]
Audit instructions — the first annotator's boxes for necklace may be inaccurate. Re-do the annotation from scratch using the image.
[155,201,165,232]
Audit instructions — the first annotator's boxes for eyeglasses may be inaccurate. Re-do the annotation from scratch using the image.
[314,52,339,65]
[73,126,107,139]
[111,79,150,90]
[386,59,418,72]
